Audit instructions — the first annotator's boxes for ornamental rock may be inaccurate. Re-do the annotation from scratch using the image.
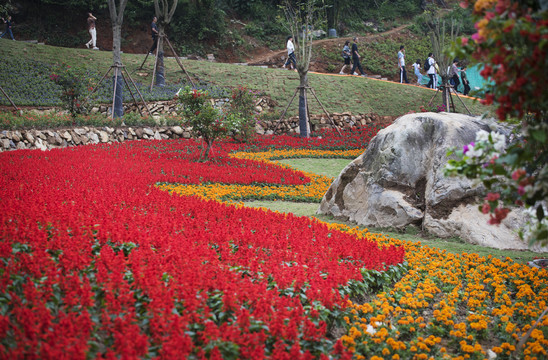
[318,112,544,251]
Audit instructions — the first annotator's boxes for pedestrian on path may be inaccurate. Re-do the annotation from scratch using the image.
[339,40,351,74]
[351,37,366,77]
[426,53,437,89]
[398,45,409,83]
[461,65,471,96]
[85,12,98,50]
[412,59,423,85]
[282,35,296,70]
[450,58,461,91]
[0,16,15,40]
[149,16,159,54]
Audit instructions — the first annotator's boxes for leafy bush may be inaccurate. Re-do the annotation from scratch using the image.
[49,63,91,118]
[225,86,259,143]
[447,0,548,246]
[178,86,227,160]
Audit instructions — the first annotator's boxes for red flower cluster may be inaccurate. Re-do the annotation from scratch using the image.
[0,133,403,358]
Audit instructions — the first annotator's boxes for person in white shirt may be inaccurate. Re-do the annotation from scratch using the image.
[427,53,437,89]
[283,36,296,70]
[398,45,409,83]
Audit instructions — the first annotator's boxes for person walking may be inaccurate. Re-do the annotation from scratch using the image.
[149,16,159,55]
[339,40,351,74]
[461,65,471,96]
[450,58,461,91]
[351,37,366,77]
[282,35,296,70]
[426,53,437,89]
[412,59,423,85]
[0,16,15,40]
[85,12,98,50]
[398,45,409,83]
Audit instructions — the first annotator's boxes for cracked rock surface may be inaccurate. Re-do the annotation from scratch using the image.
[318,112,538,251]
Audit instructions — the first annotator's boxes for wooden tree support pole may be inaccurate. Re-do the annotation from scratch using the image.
[165,36,196,88]
[308,86,342,136]
[0,86,18,111]
[451,87,472,115]
[150,35,162,91]
[273,87,299,133]
[82,65,151,119]
[138,52,151,71]
[122,67,152,117]
[427,88,440,108]
[82,66,113,107]
[111,66,120,119]
[121,70,143,117]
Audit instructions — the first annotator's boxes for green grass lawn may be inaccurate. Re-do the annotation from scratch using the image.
[243,157,548,264]
[1,40,491,117]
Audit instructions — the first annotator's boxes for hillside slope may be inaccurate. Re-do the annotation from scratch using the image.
[0,39,490,118]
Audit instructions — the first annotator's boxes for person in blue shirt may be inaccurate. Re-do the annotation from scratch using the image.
[1,16,15,40]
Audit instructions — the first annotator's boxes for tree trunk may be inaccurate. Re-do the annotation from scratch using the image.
[112,24,124,118]
[441,76,451,113]
[298,72,310,138]
[112,24,122,66]
[155,25,166,87]
[203,138,213,161]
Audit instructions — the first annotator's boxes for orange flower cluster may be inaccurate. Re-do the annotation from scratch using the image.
[338,231,548,359]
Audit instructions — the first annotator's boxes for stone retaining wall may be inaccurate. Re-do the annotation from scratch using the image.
[0,125,192,151]
[1,96,393,151]
[263,112,388,135]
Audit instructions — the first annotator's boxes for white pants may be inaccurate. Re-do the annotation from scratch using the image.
[86,28,97,48]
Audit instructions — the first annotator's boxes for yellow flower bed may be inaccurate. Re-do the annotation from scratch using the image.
[158,149,548,359]
[331,223,548,359]
[157,149,362,203]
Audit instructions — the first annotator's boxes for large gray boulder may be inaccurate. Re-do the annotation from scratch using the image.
[318,112,539,250]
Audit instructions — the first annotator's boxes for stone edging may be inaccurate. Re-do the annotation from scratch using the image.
[0,112,394,152]
[0,126,190,151]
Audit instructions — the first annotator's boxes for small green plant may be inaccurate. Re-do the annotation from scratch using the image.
[49,63,91,118]
[226,86,259,143]
[177,86,232,160]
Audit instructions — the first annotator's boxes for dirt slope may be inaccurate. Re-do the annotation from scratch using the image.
[245,24,410,66]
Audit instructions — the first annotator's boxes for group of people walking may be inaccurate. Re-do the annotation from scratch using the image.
[408,54,470,95]
[339,37,366,77]
[337,39,471,95]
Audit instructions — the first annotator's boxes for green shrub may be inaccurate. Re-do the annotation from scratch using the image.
[49,63,91,118]
[177,86,225,160]
[226,86,259,143]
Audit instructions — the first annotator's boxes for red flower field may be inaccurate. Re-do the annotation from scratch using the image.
[0,128,404,358]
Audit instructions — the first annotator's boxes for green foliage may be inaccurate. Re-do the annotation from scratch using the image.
[178,86,232,160]
[49,63,91,117]
[446,0,548,246]
[170,0,227,47]
[338,0,422,34]
[411,6,475,37]
[226,86,259,143]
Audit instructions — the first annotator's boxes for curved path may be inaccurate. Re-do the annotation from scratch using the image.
[247,24,411,66]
